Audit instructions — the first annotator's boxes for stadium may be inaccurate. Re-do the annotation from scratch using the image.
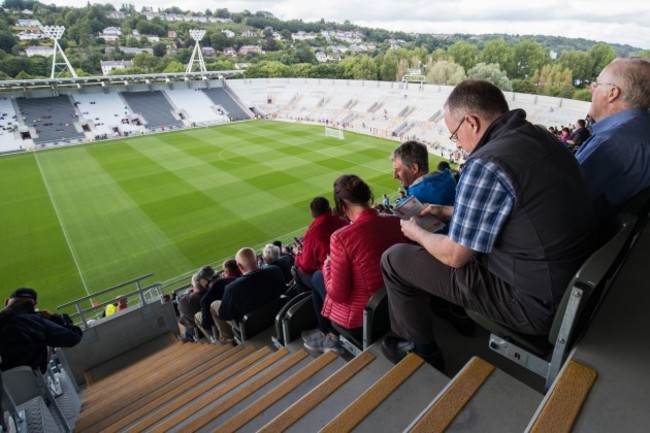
[1,43,649,433]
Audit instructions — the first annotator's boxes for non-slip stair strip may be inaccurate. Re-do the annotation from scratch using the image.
[213,351,339,433]
[529,360,597,433]
[79,342,220,414]
[83,339,187,389]
[124,345,277,433]
[258,350,376,433]
[320,352,425,433]
[407,356,495,433]
[173,349,310,433]
[82,340,193,398]
[77,345,254,433]
[77,342,220,421]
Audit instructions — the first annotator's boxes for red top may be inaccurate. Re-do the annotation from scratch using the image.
[322,209,409,329]
[295,212,348,274]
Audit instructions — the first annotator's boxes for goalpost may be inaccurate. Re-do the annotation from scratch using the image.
[325,127,345,140]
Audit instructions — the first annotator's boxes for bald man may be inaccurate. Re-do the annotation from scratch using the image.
[576,58,650,220]
[210,247,286,343]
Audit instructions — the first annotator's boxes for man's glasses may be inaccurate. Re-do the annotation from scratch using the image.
[590,81,616,90]
[449,118,465,143]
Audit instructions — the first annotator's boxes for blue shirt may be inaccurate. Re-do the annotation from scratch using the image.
[448,159,516,253]
[407,169,457,206]
[575,108,650,220]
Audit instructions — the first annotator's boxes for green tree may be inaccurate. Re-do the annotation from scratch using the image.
[512,39,546,79]
[448,41,478,72]
[558,50,590,85]
[586,43,616,82]
[379,49,399,81]
[427,60,465,85]
[467,62,512,91]
[479,39,514,75]
[0,30,18,53]
[163,61,185,73]
[531,64,573,97]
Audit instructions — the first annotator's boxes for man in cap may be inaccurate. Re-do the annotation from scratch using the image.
[0,288,82,373]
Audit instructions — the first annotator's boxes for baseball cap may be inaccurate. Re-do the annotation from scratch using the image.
[10,288,38,302]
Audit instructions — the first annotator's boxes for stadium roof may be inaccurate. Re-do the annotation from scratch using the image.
[0,70,244,92]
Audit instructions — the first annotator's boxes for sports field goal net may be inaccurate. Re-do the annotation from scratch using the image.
[325,127,345,140]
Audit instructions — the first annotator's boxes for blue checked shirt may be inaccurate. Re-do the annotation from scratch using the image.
[448,159,516,253]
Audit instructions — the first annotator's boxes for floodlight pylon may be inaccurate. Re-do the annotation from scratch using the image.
[40,26,77,79]
[186,29,207,74]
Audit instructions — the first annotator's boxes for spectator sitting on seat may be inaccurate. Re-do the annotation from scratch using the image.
[262,243,293,284]
[195,259,242,341]
[212,248,286,343]
[0,288,82,373]
[303,174,409,354]
[116,296,128,312]
[178,266,216,342]
[273,240,295,262]
[380,80,597,371]
[560,127,571,144]
[565,119,591,150]
[391,140,456,208]
[293,197,348,293]
[575,58,650,221]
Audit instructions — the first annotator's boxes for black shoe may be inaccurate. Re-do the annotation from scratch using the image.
[381,336,445,372]
[432,303,476,337]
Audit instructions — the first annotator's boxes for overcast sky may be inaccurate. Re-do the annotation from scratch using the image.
[52,0,650,50]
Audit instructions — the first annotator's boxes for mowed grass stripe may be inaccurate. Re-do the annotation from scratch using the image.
[37,146,195,297]
[0,154,84,308]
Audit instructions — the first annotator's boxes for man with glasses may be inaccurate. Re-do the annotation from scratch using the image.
[380,80,596,370]
[576,58,650,221]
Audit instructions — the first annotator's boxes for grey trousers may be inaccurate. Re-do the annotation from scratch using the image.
[381,243,541,345]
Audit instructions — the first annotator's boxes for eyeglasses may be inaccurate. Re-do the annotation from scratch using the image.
[449,118,465,143]
[590,81,616,90]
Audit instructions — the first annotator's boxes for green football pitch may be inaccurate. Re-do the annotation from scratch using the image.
[0,120,446,310]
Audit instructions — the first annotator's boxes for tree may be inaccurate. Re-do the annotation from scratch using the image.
[0,30,18,53]
[586,43,616,82]
[558,50,590,85]
[152,43,166,57]
[479,39,514,75]
[467,62,512,91]
[427,60,465,85]
[512,39,547,79]
[530,64,573,97]
[379,49,399,81]
[448,41,478,72]
[163,61,185,73]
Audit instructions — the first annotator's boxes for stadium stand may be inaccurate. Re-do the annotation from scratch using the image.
[0,96,23,153]
[16,95,85,146]
[164,86,230,125]
[121,90,183,131]
[72,90,140,138]
[202,86,253,121]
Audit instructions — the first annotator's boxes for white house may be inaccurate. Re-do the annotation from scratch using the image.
[100,60,133,75]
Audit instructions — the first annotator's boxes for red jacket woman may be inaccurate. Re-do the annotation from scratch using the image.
[321,175,409,329]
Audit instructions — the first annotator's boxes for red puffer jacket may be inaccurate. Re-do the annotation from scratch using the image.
[295,212,348,274]
[322,208,409,329]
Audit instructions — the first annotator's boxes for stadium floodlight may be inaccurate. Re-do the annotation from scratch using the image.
[40,26,77,79]
[186,29,207,74]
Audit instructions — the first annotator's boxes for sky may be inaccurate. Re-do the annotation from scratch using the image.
[51,0,650,50]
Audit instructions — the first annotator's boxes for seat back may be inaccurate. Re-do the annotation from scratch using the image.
[235,298,283,342]
[281,295,318,345]
[548,212,638,348]
[273,291,312,346]
[363,287,390,349]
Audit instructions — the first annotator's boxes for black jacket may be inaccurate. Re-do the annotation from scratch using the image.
[0,303,82,373]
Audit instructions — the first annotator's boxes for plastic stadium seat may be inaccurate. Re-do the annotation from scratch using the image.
[466,212,638,391]
[234,298,283,343]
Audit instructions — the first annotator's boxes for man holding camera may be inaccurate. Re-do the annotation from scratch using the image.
[0,288,82,373]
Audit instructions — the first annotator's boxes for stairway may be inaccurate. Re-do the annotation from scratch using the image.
[73,337,571,432]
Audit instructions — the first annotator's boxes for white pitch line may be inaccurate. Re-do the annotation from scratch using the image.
[34,153,91,296]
